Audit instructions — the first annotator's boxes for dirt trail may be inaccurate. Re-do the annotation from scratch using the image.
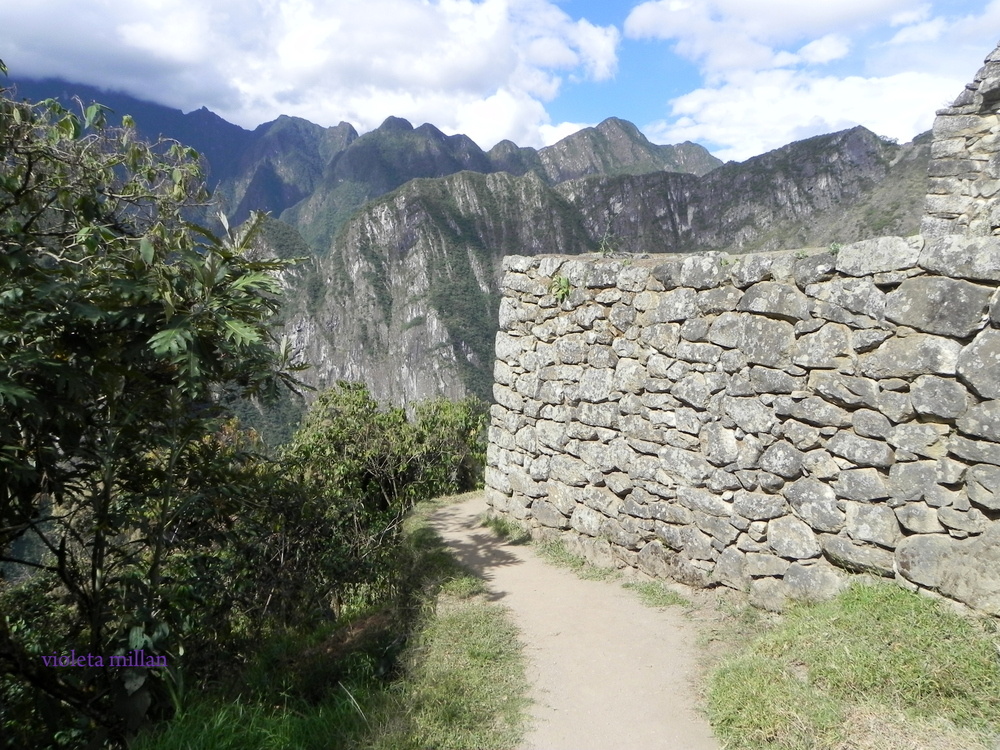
[428,494,720,750]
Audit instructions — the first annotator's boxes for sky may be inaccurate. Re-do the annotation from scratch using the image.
[1,0,998,161]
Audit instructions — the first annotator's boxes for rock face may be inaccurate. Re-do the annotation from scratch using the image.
[486,43,1000,615]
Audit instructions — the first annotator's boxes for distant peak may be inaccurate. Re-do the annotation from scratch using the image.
[379,116,413,132]
[595,117,646,141]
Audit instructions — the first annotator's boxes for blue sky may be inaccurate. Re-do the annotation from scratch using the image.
[1,1,998,160]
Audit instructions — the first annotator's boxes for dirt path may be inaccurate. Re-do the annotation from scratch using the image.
[428,494,721,750]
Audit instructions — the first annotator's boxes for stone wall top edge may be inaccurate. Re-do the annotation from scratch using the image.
[502,235,928,271]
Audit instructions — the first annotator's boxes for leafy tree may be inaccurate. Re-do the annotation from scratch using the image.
[281,382,487,612]
[0,74,304,742]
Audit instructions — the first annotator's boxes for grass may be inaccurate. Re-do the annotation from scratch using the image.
[480,514,531,544]
[622,580,692,610]
[372,595,527,750]
[535,538,619,581]
[706,582,1000,750]
[137,493,528,750]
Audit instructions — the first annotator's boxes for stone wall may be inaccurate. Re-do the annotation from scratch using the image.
[484,236,1000,614]
[485,44,1000,615]
[923,44,1000,237]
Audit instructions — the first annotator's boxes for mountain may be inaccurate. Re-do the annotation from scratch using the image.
[6,78,721,247]
[5,77,930,428]
[281,126,929,409]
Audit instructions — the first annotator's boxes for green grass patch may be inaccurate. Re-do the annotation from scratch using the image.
[707,582,1000,750]
[534,539,619,581]
[372,596,527,750]
[622,580,692,609]
[480,514,531,544]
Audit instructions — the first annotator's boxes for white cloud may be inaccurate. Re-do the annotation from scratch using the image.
[645,68,960,162]
[627,1,1000,161]
[886,18,947,44]
[0,0,619,149]
[797,34,851,64]
[624,0,915,73]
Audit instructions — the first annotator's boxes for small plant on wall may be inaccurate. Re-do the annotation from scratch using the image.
[549,274,572,303]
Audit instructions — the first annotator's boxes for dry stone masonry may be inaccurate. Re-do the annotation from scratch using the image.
[485,43,1000,615]
[923,44,1000,237]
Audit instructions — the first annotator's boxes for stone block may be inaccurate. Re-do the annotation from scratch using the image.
[786,478,845,532]
[697,285,744,314]
[783,561,847,602]
[877,391,915,424]
[734,490,787,520]
[919,235,1000,281]
[658,445,715,486]
[859,334,962,378]
[808,371,870,408]
[896,534,955,588]
[570,505,603,537]
[787,397,852,428]
[888,461,937,502]
[580,486,622,516]
[957,328,1000,399]
[638,541,711,587]
[885,277,992,337]
[749,576,788,611]
[832,468,890,501]
[958,400,1000,441]
[759,441,805,479]
[712,547,750,591]
[676,486,730,517]
[820,534,895,577]
[937,525,1000,615]
[654,522,684,550]
[781,420,822,450]
[532,499,570,529]
[835,236,921,276]
[722,395,778,434]
[909,375,970,419]
[638,287,698,324]
[737,281,811,321]
[769,515,822,558]
[852,409,892,439]
[745,552,791,577]
[826,432,894,468]
[793,252,836,286]
[577,368,614,402]
[600,517,641,549]
[894,503,945,533]
[938,506,988,533]
[549,455,593,486]
[846,502,902,548]
[737,314,796,368]
[793,324,852,368]
[949,435,1000,466]
[672,372,711,408]
[701,422,740,466]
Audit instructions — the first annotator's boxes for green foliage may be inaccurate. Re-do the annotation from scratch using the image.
[135,496,526,750]
[549,274,572,302]
[0,83,305,743]
[280,382,487,609]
